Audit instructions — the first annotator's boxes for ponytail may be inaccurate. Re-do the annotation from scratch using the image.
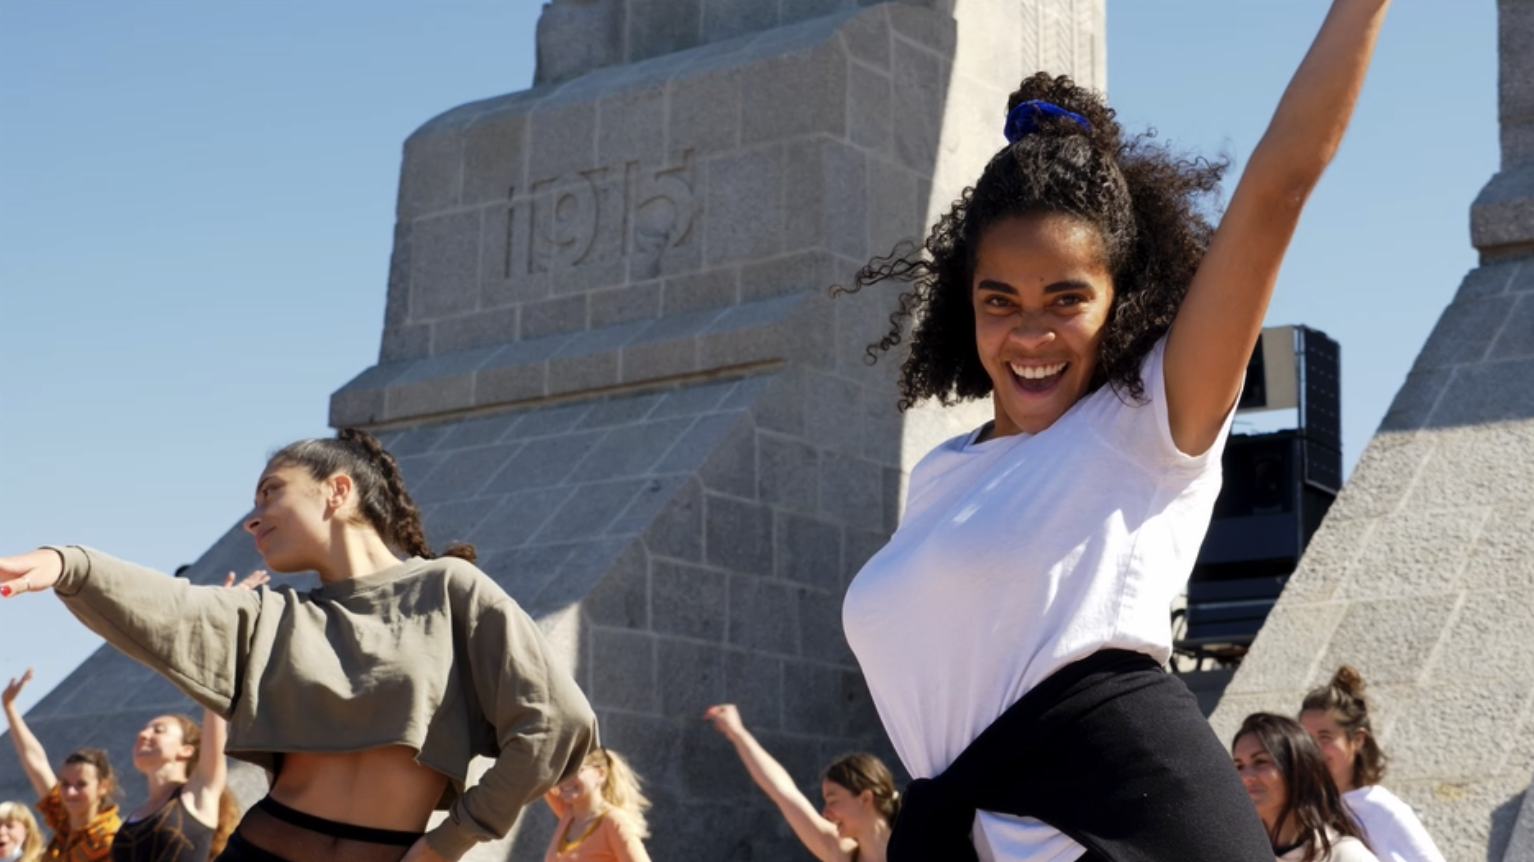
[1301,665,1387,787]
[270,428,477,563]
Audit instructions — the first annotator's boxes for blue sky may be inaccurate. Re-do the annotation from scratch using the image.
[0,1,1498,712]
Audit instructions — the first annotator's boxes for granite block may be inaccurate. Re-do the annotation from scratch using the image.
[775,512,841,590]
[578,392,665,428]
[740,44,847,145]
[612,474,693,534]
[397,131,461,221]
[410,210,482,321]
[651,558,728,641]
[797,587,855,666]
[722,649,783,730]
[781,660,841,734]
[818,451,884,531]
[467,486,574,550]
[656,637,724,718]
[668,412,754,494]
[1415,295,1518,369]
[727,575,798,653]
[597,85,667,166]
[701,0,778,43]
[1317,594,1462,687]
[589,282,663,329]
[583,541,651,630]
[627,0,703,63]
[644,477,705,563]
[533,478,652,543]
[705,493,772,576]
[591,627,659,711]
[703,146,784,266]
[667,67,742,160]
[461,110,528,207]
[547,350,620,395]
[527,100,598,187]
[520,294,589,340]
[757,433,820,514]
[381,322,432,362]
[485,428,603,492]
[409,443,522,502]
[1430,356,1534,426]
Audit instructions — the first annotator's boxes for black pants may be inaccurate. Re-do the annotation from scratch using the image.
[214,798,420,862]
[890,650,1274,862]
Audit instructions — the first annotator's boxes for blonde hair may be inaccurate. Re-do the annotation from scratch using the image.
[587,748,651,839]
[0,800,44,862]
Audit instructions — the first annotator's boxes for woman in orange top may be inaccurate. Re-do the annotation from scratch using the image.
[541,749,650,862]
[2,672,121,862]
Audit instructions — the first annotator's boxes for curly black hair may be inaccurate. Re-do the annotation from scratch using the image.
[843,73,1227,410]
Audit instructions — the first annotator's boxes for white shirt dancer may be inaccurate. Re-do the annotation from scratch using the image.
[838,2,1394,860]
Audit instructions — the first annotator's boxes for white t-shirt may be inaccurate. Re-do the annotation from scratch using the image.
[1277,828,1380,862]
[843,338,1232,862]
[1344,786,1446,862]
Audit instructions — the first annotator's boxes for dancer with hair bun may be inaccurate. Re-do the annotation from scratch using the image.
[540,748,651,862]
[1300,667,1446,862]
[704,704,896,862]
[0,428,597,862]
[837,1,1391,860]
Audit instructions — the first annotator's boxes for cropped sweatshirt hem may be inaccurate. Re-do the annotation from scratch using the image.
[48,545,597,860]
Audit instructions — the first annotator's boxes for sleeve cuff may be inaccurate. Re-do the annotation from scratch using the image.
[424,817,481,861]
[43,546,92,596]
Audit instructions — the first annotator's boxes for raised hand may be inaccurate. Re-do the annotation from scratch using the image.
[0,550,65,598]
[223,569,270,590]
[703,703,747,739]
[1,669,33,709]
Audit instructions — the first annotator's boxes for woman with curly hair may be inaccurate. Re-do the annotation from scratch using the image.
[839,2,1391,860]
[1299,668,1446,862]
[1233,713,1377,862]
[0,428,597,862]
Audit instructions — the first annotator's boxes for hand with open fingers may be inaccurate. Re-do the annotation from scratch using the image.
[703,703,747,739]
[2,669,33,708]
[0,549,64,599]
[223,569,270,590]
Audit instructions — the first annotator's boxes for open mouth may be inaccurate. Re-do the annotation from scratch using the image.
[1008,361,1067,393]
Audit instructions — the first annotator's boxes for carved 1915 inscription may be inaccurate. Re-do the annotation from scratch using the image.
[503,150,696,281]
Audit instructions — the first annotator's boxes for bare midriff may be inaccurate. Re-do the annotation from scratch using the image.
[269,746,449,832]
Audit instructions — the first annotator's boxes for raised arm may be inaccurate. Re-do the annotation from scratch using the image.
[703,704,854,862]
[1165,0,1391,455]
[2,669,57,799]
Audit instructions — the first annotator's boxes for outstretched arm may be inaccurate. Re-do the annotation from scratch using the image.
[2,669,57,799]
[703,705,853,862]
[1165,0,1391,455]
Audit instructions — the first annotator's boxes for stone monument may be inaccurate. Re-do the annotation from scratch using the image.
[0,2,1104,860]
[1208,3,1534,861]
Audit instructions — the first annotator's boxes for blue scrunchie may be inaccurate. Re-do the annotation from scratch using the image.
[1003,100,1092,143]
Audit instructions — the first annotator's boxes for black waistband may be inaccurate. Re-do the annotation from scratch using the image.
[254,797,421,847]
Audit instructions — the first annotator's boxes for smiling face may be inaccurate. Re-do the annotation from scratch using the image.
[820,780,873,839]
[243,463,335,573]
[57,762,108,818]
[1232,732,1287,831]
[555,761,605,811]
[0,818,28,859]
[971,212,1115,438]
[131,715,193,773]
[1299,709,1362,793]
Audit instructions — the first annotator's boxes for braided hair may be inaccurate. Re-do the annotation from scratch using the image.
[269,428,476,563]
[840,72,1226,410]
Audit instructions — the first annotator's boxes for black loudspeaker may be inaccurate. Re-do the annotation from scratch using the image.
[1179,326,1341,651]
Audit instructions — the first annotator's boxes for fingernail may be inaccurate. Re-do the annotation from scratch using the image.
[0,586,11,598]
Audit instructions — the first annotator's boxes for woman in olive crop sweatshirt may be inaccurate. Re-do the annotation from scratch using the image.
[0,428,597,862]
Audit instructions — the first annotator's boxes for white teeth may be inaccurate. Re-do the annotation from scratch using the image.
[1009,361,1066,380]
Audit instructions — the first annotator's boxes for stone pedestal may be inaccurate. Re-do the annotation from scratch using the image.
[0,4,1104,860]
